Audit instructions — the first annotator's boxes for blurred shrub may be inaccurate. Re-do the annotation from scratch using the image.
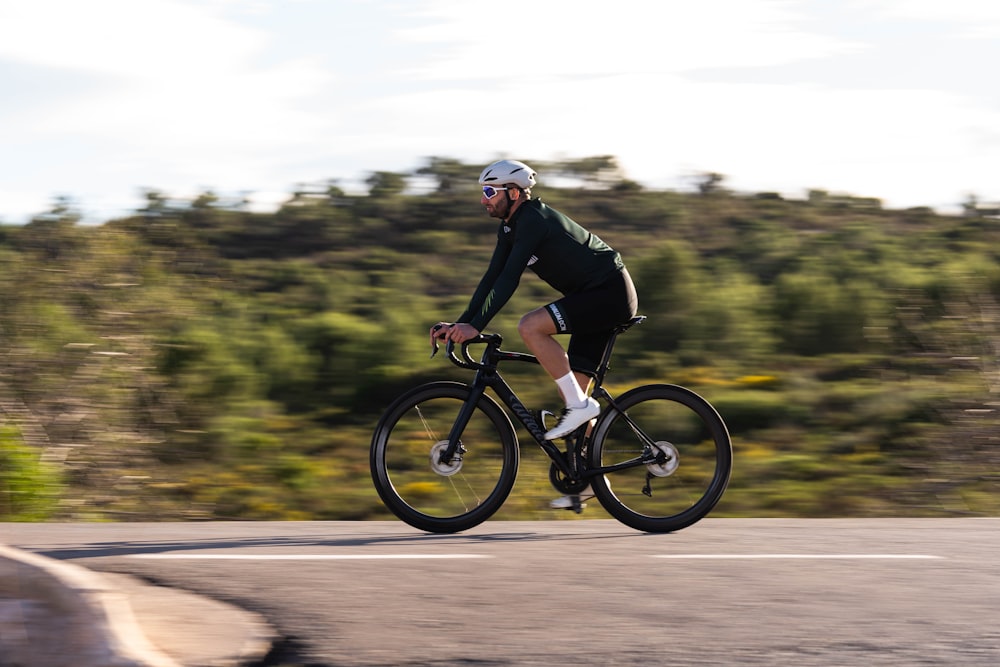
[709,389,808,432]
[0,427,63,521]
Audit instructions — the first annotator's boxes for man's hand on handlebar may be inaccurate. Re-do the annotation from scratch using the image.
[429,322,481,349]
[446,323,480,344]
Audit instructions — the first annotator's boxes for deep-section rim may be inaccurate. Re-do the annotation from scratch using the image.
[370,381,519,533]
[589,383,732,533]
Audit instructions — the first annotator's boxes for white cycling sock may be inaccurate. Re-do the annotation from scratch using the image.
[555,372,588,408]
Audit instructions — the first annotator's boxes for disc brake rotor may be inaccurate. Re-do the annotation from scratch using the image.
[429,441,463,476]
[646,441,679,477]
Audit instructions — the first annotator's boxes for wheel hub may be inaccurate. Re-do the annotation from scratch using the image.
[429,441,463,476]
[646,441,679,477]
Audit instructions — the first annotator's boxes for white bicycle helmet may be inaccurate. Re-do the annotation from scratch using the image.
[479,159,537,190]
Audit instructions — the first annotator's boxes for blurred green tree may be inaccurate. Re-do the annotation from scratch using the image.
[0,426,63,521]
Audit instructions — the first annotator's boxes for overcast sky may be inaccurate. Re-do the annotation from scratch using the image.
[1,0,998,224]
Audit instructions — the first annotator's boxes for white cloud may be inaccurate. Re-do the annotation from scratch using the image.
[0,0,340,219]
[863,0,1000,37]
[398,0,861,80]
[0,0,996,222]
[0,0,258,75]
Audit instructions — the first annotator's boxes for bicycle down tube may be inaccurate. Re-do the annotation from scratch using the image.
[439,337,573,477]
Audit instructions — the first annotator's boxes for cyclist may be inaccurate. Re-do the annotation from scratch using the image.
[430,159,639,508]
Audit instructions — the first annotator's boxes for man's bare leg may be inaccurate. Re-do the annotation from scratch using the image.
[517,308,590,394]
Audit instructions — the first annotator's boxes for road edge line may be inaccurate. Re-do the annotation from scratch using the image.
[0,543,180,667]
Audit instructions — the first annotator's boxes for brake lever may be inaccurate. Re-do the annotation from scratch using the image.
[430,324,444,358]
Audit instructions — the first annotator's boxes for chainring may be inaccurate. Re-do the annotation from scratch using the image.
[549,462,590,494]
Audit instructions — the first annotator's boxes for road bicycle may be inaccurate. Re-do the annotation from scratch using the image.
[370,316,732,533]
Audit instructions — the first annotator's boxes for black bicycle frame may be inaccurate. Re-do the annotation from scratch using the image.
[437,327,664,481]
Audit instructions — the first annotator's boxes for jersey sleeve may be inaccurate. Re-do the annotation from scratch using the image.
[459,220,546,331]
[458,233,509,328]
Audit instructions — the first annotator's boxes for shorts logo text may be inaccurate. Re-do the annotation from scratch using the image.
[547,304,568,333]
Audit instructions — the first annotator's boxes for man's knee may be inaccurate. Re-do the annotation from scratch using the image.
[518,309,552,340]
[517,313,537,339]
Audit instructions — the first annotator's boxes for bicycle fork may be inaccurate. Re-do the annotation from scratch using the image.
[436,383,487,467]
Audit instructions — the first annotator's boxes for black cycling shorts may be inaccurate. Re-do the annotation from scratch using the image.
[544,268,638,377]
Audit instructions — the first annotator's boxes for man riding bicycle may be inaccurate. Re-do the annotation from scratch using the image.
[430,159,639,508]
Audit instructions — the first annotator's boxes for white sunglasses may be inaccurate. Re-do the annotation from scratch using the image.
[482,185,509,199]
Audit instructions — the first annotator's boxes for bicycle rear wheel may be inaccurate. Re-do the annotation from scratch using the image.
[370,382,519,533]
[590,384,731,532]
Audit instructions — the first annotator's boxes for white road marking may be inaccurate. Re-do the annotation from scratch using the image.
[652,554,943,560]
[127,553,493,560]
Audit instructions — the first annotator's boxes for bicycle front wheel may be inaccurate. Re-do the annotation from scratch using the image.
[590,384,732,533]
[370,382,519,533]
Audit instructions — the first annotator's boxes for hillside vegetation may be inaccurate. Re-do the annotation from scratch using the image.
[2,156,999,522]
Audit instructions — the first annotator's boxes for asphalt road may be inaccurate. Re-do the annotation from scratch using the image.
[5,518,1000,666]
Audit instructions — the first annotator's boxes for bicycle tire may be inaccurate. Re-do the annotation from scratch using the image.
[590,384,732,533]
[370,381,519,533]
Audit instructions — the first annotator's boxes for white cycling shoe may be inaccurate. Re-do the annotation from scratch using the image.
[544,398,600,440]
[549,486,594,510]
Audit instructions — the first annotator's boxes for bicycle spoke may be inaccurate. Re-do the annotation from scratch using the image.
[414,404,439,443]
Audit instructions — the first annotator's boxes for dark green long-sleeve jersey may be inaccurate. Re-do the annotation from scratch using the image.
[458,199,624,331]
